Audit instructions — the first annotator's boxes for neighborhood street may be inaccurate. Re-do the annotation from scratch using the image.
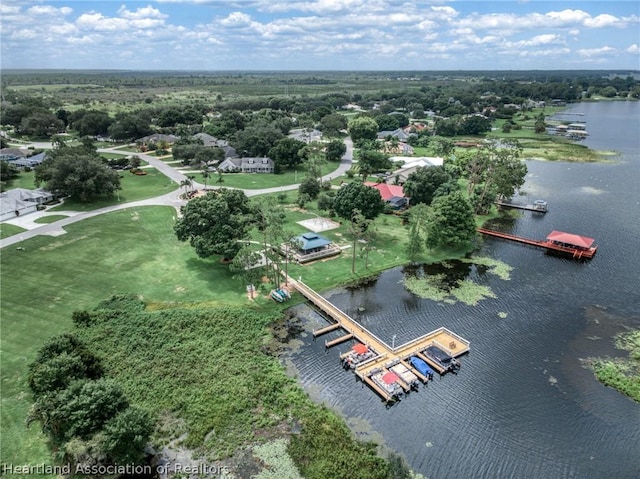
[0,138,353,248]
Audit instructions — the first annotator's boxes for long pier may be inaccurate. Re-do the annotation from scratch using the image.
[496,200,547,213]
[477,228,597,259]
[286,276,470,402]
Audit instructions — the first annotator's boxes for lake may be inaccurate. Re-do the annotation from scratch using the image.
[285,101,640,479]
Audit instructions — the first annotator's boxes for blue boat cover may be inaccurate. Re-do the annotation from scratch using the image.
[410,356,434,376]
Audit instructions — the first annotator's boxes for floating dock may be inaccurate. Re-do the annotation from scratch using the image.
[477,228,597,259]
[286,275,470,403]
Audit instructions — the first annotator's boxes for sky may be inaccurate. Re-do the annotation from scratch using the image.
[1,0,639,71]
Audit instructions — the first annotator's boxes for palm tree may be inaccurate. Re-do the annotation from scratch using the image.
[201,168,210,190]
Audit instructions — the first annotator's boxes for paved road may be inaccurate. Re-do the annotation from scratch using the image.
[0,138,354,248]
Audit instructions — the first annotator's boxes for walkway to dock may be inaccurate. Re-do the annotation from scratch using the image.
[285,275,470,402]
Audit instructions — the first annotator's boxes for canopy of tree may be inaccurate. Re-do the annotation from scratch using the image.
[268,137,306,170]
[333,182,385,221]
[27,330,153,467]
[34,145,121,202]
[403,166,451,206]
[325,139,347,162]
[427,192,477,248]
[348,116,379,144]
[174,189,255,260]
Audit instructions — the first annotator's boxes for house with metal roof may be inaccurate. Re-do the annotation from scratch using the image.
[217,157,274,173]
[288,232,341,263]
[0,188,54,221]
[364,182,408,210]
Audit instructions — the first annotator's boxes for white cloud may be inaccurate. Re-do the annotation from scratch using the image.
[117,5,168,20]
[627,44,640,54]
[518,33,564,47]
[27,5,73,16]
[576,46,617,57]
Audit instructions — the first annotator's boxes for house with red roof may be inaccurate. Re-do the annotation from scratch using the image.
[364,182,408,210]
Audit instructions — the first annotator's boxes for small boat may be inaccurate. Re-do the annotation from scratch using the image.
[390,363,421,391]
[341,343,377,370]
[424,346,460,373]
[276,288,291,299]
[271,290,285,302]
[409,356,435,380]
[370,370,404,401]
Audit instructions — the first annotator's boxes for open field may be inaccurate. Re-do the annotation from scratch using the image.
[0,206,261,468]
[48,168,176,211]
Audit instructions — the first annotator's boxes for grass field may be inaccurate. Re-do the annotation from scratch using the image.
[48,168,176,211]
[0,223,27,239]
[0,206,264,468]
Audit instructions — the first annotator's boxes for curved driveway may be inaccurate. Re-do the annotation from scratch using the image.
[0,138,353,248]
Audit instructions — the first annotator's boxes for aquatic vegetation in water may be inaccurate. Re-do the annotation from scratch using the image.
[461,256,513,280]
[403,275,449,302]
[590,329,640,402]
[404,256,511,305]
[450,279,497,306]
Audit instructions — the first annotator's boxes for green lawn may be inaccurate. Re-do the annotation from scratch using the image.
[0,206,264,469]
[33,215,70,224]
[6,170,37,190]
[49,168,177,211]
[0,223,27,239]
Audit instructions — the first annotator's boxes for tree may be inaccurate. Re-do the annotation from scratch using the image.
[325,139,346,162]
[406,204,430,261]
[427,192,476,249]
[19,111,64,137]
[233,125,283,157]
[459,115,491,135]
[268,137,306,170]
[201,168,210,189]
[29,378,128,444]
[357,149,391,180]
[333,182,385,222]
[34,147,120,202]
[429,136,455,158]
[403,166,450,206]
[0,160,20,190]
[348,117,378,145]
[230,244,263,297]
[348,209,373,274]
[174,189,255,260]
[534,113,546,134]
[100,407,155,465]
[461,139,526,214]
[299,176,321,199]
[319,113,348,137]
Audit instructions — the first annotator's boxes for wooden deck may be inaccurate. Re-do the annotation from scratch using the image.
[286,276,470,402]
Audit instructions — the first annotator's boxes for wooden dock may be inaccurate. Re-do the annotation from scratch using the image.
[286,276,470,402]
[477,228,597,259]
[497,200,547,213]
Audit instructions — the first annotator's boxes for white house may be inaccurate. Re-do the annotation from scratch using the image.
[217,157,275,173]
[0,188,54,221]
